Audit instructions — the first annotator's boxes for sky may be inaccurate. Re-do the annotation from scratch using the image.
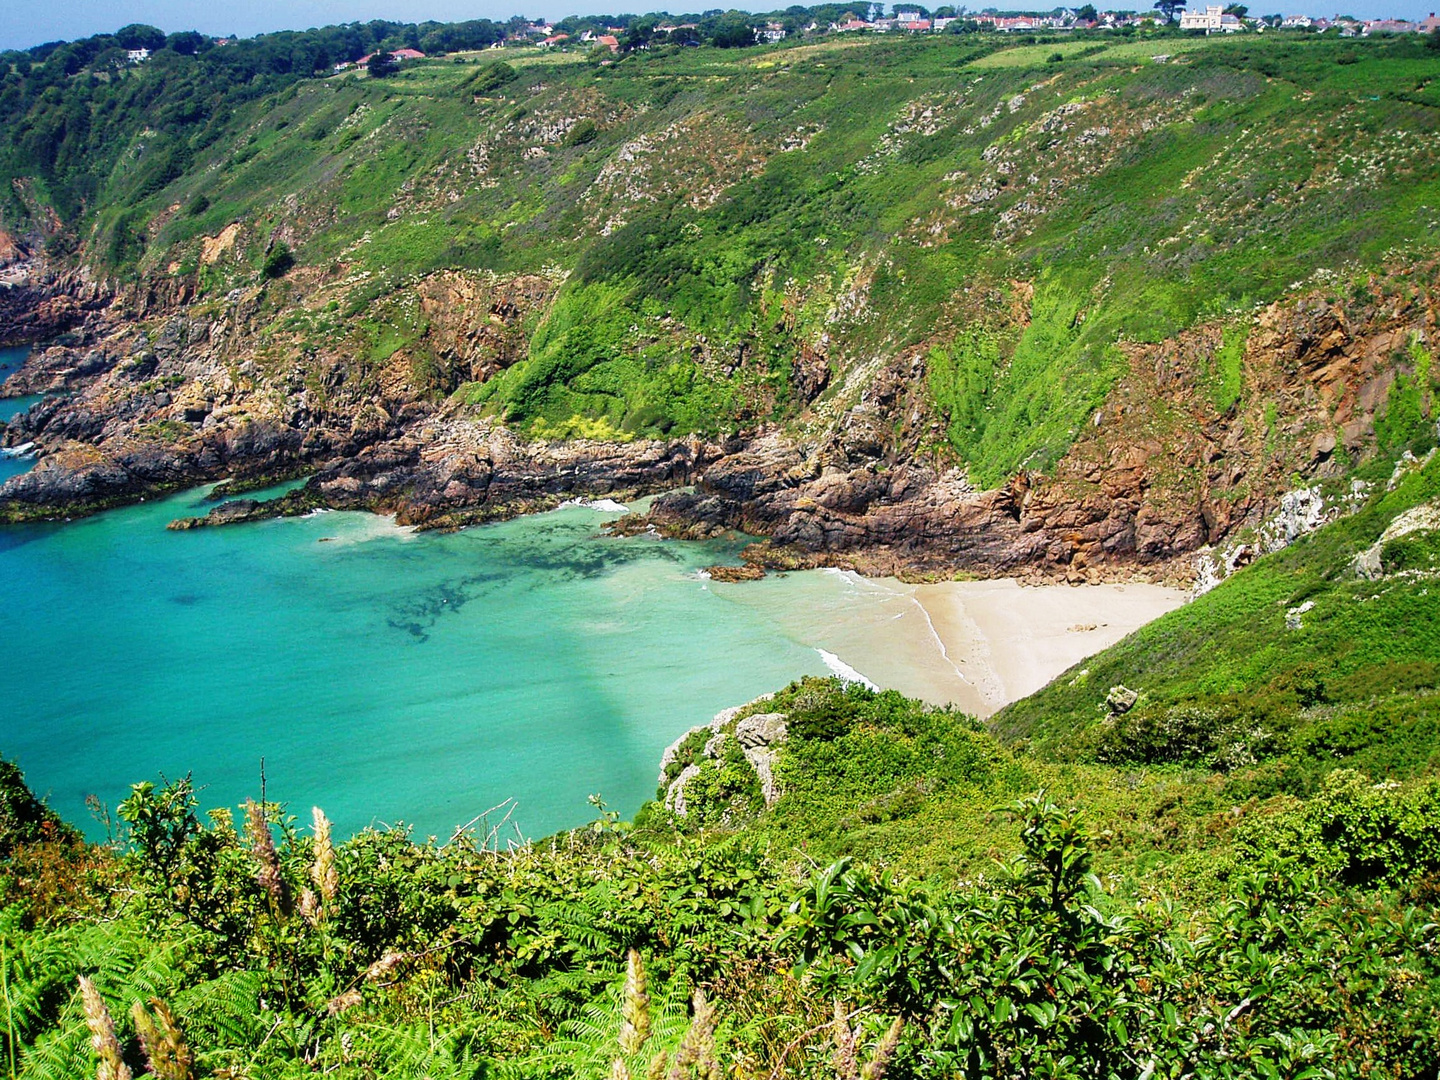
[1,0,1434,51]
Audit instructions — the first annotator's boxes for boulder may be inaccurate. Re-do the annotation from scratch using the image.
[657,698,788,817]
[1106,685,1139,715]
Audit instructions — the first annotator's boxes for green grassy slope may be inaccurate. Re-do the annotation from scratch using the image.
[6,32,1439,477]
[995,452,1440,791]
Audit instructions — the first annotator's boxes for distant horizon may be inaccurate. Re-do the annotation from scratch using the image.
[1,0,1433,52]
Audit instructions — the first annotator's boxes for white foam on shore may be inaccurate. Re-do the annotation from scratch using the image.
[905,593,973,685]
[816,649,879,690]
[0,442,35,458]
[560,497,630,512]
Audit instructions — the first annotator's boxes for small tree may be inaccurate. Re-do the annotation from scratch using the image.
[262,243,294,279]
[166,31,204,55]
[116,23,166,51]
[366,50,398,78]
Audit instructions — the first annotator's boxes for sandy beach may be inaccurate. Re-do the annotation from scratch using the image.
[710,570,1188,716]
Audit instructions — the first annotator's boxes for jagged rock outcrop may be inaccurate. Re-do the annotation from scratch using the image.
[0,265,112,349]
[658,697,788,819]
[1354,494,1440,580]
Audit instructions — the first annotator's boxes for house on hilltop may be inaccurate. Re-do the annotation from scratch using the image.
[357,48,425,64]
[1179,5,1245,31]
[596,34,621,52]
[1363,17,1418,32]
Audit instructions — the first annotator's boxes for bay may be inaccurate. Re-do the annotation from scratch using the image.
[0,487,830,841]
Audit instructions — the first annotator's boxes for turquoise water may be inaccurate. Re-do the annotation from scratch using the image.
[0,487,830,840]
[0,345,28,385]
[0,346,38,484]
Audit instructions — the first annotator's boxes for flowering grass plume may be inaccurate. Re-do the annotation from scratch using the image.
[131,998,194,1080]
[364,949,407,984]
[311,806,338,904]
[244,799,289,915]
[619,949,651,1055]
[78,976,132,1080]
[326,989,363,1017]
[666,989,720,1080]
[834,1004,904,1080]
[861,1018,904,1080]
[832,1000,858,1080]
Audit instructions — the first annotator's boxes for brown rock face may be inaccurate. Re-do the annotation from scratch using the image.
[636,267,1438,582]
[0,269,111,348]
[1,259,1434,584]
[0,230,27,267]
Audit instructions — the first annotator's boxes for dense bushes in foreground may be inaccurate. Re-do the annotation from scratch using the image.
[2,728,1439,1078]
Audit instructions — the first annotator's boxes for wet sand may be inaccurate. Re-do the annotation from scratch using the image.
[710,570,1188,716]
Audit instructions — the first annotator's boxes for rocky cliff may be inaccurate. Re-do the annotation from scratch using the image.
[3,256,1433,584]
[2,36,1437,581]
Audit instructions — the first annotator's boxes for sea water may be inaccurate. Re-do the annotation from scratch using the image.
[0,346,40,485]
[0,485,836,841]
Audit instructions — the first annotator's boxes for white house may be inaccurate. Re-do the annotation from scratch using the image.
[126,48,151,63]
[1280,13,1313,27]
[1179,6,1244,31]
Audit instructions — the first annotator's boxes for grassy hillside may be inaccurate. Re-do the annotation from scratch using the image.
[995,453,1440,792]
[5,30,1439,481]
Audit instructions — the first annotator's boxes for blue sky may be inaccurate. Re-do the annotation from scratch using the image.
[1,0,1434,51]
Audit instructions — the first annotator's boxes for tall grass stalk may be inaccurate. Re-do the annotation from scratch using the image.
[78,977,131,1080]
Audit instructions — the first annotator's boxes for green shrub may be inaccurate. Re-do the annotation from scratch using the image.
[563,118,598,147]
[261,242,294,279]
[462,59,516,93]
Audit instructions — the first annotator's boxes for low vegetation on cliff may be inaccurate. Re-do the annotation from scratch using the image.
[4,452,1440,1077]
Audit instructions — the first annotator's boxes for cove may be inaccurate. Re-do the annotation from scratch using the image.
[0,487,830,841]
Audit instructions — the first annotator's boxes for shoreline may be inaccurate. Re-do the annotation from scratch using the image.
[6,476,1187,717]
[709,570,1188,716]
